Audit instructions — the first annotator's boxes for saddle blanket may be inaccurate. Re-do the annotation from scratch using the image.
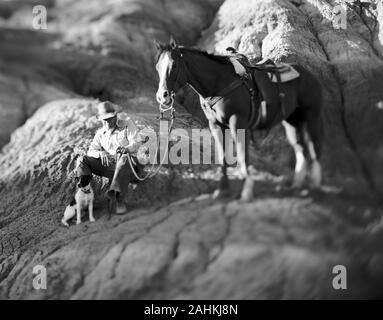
[256,59,300,83]
[269,63,300,83]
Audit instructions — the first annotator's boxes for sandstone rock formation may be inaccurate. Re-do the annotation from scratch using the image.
[0,0,382,299]
[199,0,383,192]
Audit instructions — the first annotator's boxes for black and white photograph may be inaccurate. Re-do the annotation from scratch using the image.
[0,0,382,303]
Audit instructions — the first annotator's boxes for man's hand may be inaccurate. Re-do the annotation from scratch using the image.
[116,146,130,154]
[100,151,109,166]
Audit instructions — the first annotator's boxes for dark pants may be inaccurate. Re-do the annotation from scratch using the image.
[76,154,142,198]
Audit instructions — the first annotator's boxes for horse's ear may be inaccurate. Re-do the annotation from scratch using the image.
[154,40,163,51]
[169,36,177,49]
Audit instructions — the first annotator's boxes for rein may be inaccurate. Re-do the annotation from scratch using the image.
[202,78,243,109]
[118,100,176,182]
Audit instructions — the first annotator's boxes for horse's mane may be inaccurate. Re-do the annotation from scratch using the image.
[155,44,231,65]
[179,47,231,65]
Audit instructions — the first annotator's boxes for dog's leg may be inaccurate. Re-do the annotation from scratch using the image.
[61,207,69,227]
[89,201,95,222]
[62,206,75,227]
[76,203,82,225]
[61,217,69,227]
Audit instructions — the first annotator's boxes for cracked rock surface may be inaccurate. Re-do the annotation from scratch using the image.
[0,0,383,299]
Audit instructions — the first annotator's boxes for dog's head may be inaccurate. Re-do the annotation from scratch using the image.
[75,175,92,190]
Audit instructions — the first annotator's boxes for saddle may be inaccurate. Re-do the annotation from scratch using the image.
[228,52,300,129]
[201,49,301,130]
[251,59,299,82]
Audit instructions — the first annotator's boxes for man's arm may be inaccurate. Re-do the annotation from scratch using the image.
[87,131,104,158]
[119,119,146,154]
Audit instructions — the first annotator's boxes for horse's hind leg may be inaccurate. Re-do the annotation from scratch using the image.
[229,115,253,201]
[302,113,323,189]
[297,69,323,189]
[209,121,230,199]
[282,120,308,188]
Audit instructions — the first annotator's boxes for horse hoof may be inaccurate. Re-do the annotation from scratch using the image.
[292,180,304,189]
[308,177,321,190]
[240,190,253,202]
[212,188,230,200]
[309,161,322,189]
[309,183,321,191]
[240,178,254,202]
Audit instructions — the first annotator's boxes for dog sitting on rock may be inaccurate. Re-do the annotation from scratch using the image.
[61,175,95,227]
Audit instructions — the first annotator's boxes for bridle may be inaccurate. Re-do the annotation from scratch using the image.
[163,47,240,110]
[162,47,189,100]
[118,49,185,182]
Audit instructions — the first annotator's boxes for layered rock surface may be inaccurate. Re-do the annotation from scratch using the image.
[0,0,383,299]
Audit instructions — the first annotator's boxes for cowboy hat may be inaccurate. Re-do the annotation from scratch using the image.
[97,101,118,120]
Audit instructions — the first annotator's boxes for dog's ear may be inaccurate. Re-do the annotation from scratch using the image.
[169,36,177,50]
[82,175,92,186]
[154,39,163,51]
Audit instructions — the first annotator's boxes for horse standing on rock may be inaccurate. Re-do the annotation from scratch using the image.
[154,37,323,201]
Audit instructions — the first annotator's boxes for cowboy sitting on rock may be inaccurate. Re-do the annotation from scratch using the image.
[76,101,145,215]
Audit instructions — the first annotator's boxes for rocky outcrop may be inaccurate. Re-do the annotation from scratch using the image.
[0,0,383,299]
[0,28,73,148]
[199,0,383,192]
[0,0,222,147]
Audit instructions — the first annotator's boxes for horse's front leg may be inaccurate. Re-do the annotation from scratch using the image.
[229,115,254,202]
[209,121,230,199]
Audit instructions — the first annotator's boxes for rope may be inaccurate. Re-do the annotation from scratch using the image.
[117,102,176,182]
[126,116,174,181]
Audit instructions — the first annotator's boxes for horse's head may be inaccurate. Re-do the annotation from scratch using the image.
[154,36,186,106]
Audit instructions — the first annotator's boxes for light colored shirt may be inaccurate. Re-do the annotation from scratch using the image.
[87,117,144,158]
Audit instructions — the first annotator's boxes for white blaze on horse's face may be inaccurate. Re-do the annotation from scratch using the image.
[156,51,173,105]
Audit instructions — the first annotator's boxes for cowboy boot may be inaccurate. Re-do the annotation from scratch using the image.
[105,176,120,218]
[116,199,127,215]
[107,180,121,197]
[106,185,127,215]
[107,190,117,219]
